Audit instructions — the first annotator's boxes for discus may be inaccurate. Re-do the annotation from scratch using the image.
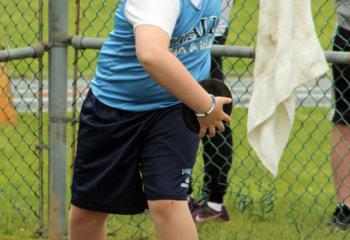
[182,78,233,133]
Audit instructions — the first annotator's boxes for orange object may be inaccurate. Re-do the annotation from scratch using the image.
[0,62,17,125]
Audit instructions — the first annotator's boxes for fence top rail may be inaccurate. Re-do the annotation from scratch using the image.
[0,43,45,62]
[69,36,350,65]
[1,36,350,64]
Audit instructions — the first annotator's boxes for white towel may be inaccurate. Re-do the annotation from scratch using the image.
[247,0,329,176]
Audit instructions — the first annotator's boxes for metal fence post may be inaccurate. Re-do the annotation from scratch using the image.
[48,0,68,239]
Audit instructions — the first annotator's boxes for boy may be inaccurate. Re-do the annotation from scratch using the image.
[69,0,232,239]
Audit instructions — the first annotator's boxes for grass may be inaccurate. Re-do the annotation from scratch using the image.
[1,107,350,239]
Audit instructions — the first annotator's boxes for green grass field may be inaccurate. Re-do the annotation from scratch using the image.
[1,107,350,239]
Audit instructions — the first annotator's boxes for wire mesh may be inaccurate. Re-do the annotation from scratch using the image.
[2,0,350,239]
[0,0,45,238]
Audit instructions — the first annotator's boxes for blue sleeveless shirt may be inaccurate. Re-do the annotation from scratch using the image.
[91,0,220,111]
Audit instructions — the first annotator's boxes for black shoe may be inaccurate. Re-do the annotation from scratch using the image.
[330,203,350,227]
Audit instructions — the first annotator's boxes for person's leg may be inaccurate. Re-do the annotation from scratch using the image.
[148,200,197,240]
[190,30,233,222]
[330,123,350,226]
[330,26,350,226]
[202,28,233,204]
[140,104,199,237]
[69,91,149,238]
[331,26,350,207]
[69,205,108,240]
[202,126,233,203]
[331,124,350,207]
[190,125,232,222]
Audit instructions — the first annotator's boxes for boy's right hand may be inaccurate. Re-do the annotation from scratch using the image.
[197,96,232,139]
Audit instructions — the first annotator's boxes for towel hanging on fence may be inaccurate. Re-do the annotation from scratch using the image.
[247,0,329,176]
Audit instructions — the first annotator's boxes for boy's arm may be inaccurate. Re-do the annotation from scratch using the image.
[134,25,231,138]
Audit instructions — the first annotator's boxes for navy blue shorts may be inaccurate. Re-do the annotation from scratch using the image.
[71,90,199,215]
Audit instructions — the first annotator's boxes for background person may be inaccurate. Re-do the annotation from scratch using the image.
[330,0,350,227]
[189,0,235,223]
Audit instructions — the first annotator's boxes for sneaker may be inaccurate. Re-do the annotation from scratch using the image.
[191,201,230,223]
[330,203,350,227]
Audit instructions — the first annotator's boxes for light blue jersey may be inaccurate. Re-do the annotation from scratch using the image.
[91,0,220,111]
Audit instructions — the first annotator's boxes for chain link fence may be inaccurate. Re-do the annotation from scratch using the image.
[0,0,45,238]
[2,0,350,239]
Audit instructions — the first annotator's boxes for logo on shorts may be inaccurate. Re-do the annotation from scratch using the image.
[181,169,192,189]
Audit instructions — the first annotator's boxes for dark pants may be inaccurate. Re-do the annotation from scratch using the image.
[189,29,233,203]
[332,26,350,125]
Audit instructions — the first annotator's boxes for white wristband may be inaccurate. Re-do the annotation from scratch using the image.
[195,94,216,117]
